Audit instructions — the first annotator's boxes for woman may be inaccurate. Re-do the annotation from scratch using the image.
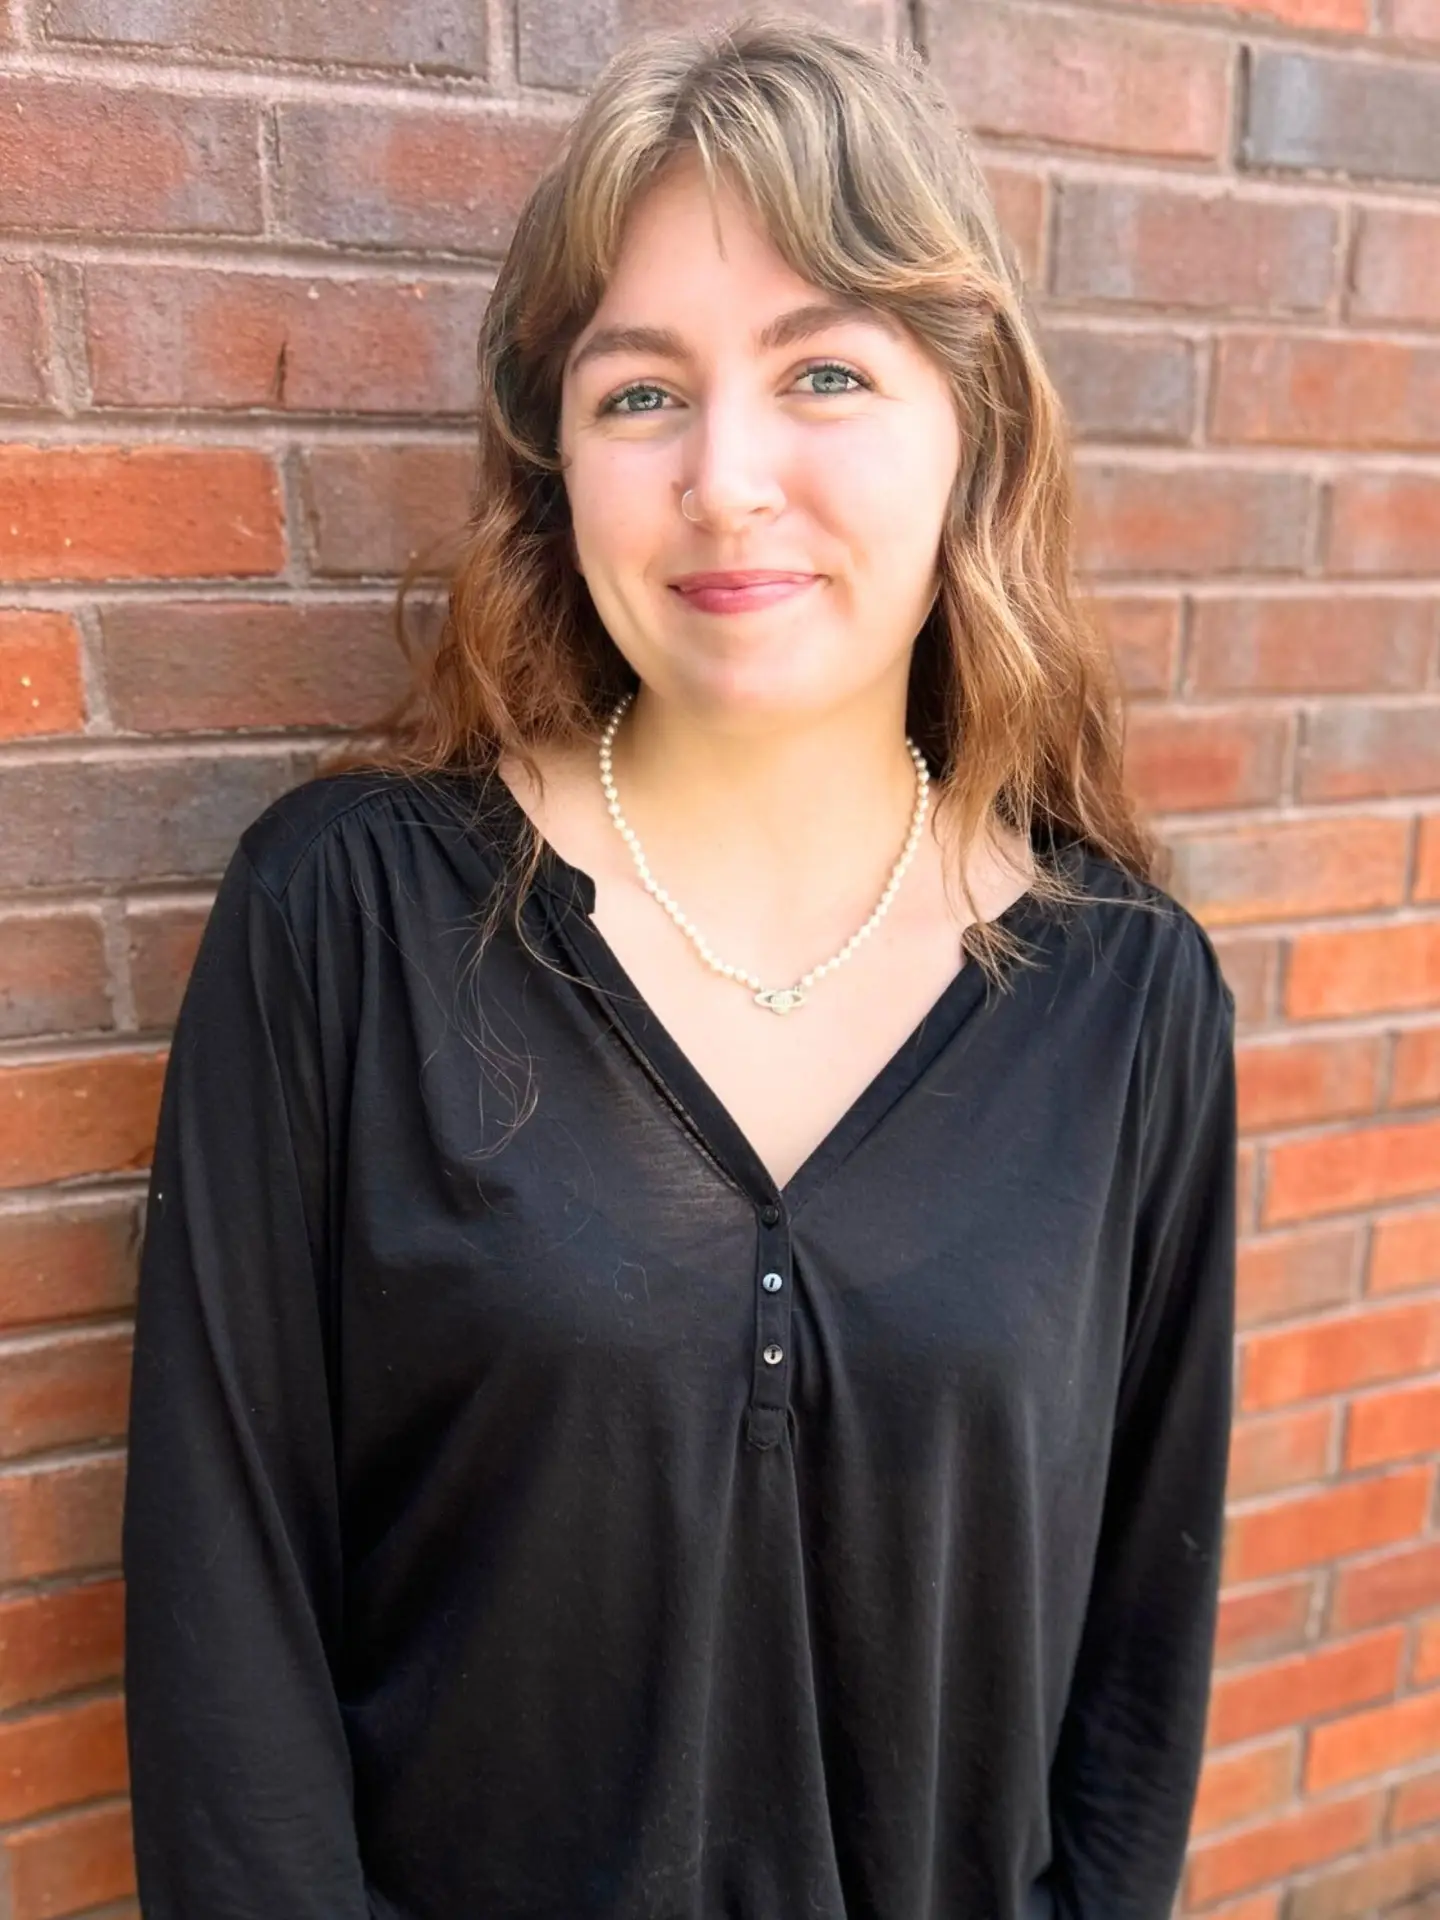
[122,14,1237,1920]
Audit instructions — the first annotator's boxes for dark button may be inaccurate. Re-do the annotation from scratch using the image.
[761,1272,783,1293]
[760,1203,781,1226]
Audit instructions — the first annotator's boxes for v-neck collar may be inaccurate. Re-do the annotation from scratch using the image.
[466,767,1060,1219]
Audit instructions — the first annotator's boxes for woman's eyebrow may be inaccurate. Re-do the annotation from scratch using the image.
[567,299,900,377]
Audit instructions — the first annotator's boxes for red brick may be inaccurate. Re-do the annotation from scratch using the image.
[1419,817,1440,904]
[1223,1466,1431,1583]
[1141,0,1365,23]
[85,265,489,416]
[0,1579,124,1712]
[0,261,46,404]
[0,78,259,237]
[982,165,1045,284]
[926,5,1230,159]
[1245,46,1440,187]
[1369,1206,1440,1295]
[1077,465,1314,577]
[1053,183,1336,314]
[1213,935,1278,1029]
[0,1204,138,1331]
[1307,1689,1440,1793]
[1184,1790,1379,1906]
[1236,1225,1361,1329]
[517,0,885,88]
[1241,1300,1440,1412]
[0,611,85,740]
[1235,1035,1382,1134]
[1197,1898,1282,1920]
[1228,1404,1335,1498]
[1288,1831,1440,1920]
[1329,475,1440,576]
[0,1325,131,1460]
[0,447,284,583]
[0,1796,135,1920]
[1413,1615,1440,1685]
[1208,1626,1404,1747]
[0,1694,127,1823]
[1264,1115,1440,1225]
[1089,594,1179,697]
[45,0,485,71]
[1212,336,1440,451]
[1391,1765,1440,1834]
[102,601,410,734]
[1286,922,1440,1020]
[301,445,471,578]
[1331,1541,1440,1632]
[1123,707,1289,814]
[1215,1575,1316,1666]
[1042,326,1196,444]
[0,1053,166,1190]
[0,909,110,1040]
[1167,818,1410,930]
[1187,596,1435,696]
[1347,1381,1440,1469]
[1352,207,1440,325]
[0,754,302,891]
[276,103,562,254]
[1392,1026,1440,1109]
[123,899,208,1032]
[0,1454,124,1583]
[1193,1737,1296,1836]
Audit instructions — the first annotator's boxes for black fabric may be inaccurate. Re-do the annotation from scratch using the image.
[122,767,1237,1920]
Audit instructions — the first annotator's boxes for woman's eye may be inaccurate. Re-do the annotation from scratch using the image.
[598,360,869,417]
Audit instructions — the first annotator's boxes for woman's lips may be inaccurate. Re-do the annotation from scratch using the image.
[669,575,819,615]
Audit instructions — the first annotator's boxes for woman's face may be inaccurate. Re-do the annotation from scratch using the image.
[557,156,963,727]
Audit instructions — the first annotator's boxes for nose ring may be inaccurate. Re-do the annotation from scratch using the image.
[680,489,701,524]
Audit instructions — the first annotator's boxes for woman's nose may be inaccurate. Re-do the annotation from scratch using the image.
[679,399,787,529]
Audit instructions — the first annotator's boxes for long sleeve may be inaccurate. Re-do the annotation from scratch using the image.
[1043,974,1238,1920]
[122,842,370,1920]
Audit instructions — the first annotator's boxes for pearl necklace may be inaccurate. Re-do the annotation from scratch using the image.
[598,692,931,1015]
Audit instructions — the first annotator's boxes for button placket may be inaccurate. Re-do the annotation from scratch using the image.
[745,1205,795,1451]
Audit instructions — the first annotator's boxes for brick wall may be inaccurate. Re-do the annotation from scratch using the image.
[0,0,1436,1914]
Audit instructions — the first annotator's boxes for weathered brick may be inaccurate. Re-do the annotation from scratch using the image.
[0,261,46,404]
[1236,1224,1361,1328]
[1390,0,1440,38]
[1347,1380,1440,1469]
[85,265,488,416]
[1245,48,1440,186]
[276,103,564,254]
[925,4,1230,160]
[1286,921,1440,1019]
[1351,207,1440,325]
[1241,1300,1440,1411]
[301,445,472,577]
[1167,818,1410,928]
[0,1204,138,1332]
[1211,335,1440,451]
[102,601,410,734]
[0,1693,127,1823]
[1328,474,1440,575]
[1212,934,1276,1028]
[0,909,110,1039]
[1235,1034,1382,1134]
[1264,1115,1440,1225]
[1223,1468,1431,1585]
[518,0,887,89]
[1041,326,1195,443]
[1228,1404,1335,1499]
[1184,1791,1379,1907]
[0,1454,124,1583]
[1052,183,1336,314]
[1088,594,1178,697]
[1208,1627,1403,1747]
[1331,1540,1440,1631]
[0,1578,124,1712]
[0,752,303,889]
[982,164,1045,286]
[0,1797,136,1920]
[1299,704,1440,802]
[125,899,211,1032]
[1187,596,1434,695]
[1369,1206,1440,1295]
[1128,0,1366,27]
[0,611,85,740]
[44,0,487,73]
[1392,1766,1440,1835]
[0,1053,166,1189]
[0,78,260,236]
[0,446,284,583]
[0,1325,132,1458]
[1393,1025,1440,1109]
[1192,1738,1295,1838]
[1076,465,1314,577]
[1289,1831,1440,1920]
[1124,707,1289,813]
[1214,1576,1315,1667]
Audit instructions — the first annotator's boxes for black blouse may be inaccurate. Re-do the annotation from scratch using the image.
[122,767,1237,1920]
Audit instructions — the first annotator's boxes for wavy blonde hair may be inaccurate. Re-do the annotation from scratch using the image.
[332,9,1161,983]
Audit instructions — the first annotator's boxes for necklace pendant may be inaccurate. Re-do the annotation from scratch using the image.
[755,986,807,1015]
